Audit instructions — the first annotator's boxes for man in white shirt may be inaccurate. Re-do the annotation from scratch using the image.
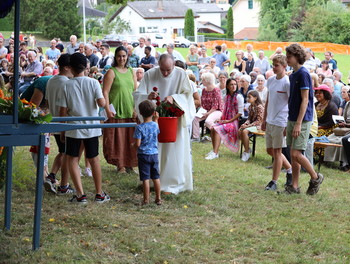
[303,48,317,73]
[262,54,292,191]
[0,38,8,62]
[133,37,146,61]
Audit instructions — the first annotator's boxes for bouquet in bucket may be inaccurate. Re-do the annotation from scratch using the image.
[152,87,184,143]
[153,87,184,117]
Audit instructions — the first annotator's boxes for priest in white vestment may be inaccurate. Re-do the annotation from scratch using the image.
[133,54,196,194]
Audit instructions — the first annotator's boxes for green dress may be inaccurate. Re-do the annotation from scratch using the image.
[109,67,134,119]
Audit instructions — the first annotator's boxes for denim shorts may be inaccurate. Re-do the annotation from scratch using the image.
[137,154,160,181]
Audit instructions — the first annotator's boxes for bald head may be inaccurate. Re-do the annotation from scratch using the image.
[159,54,175,77]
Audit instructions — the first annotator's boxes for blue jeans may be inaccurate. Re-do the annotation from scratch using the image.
[19,81,31,95]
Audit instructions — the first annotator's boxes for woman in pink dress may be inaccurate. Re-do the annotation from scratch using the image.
[205,78,244,160]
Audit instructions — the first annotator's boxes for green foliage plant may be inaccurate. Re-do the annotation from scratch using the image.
[184,9,195,38]
[227,7,234,39]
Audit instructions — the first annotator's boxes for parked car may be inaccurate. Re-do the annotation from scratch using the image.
[174,37,195,48]
[150,33,173,48]
[102,34,122,47]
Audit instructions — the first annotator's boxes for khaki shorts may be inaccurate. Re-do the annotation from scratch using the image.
[265,123,286,149]
[286,121,312,150]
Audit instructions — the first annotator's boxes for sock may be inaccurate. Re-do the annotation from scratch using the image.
[286,168,292,174]
[272,180,277,184]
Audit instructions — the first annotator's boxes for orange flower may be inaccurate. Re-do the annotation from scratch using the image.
[20,99,30,105]
[0,89,4,99]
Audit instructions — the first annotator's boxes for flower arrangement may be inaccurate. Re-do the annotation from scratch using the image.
[153,87,184,117]
[0,89,52,124]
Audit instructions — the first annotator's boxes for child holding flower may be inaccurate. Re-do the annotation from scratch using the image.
[134,100,161,205]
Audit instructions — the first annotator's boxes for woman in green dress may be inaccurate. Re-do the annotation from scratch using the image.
[102,46,138,173]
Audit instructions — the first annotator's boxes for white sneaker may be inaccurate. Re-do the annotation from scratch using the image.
[241,151,251,162]
[205,152,219,160]
[205,150,214,157]
[85,167,92,177]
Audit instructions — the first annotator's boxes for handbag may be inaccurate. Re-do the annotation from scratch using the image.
[333,127,350,136]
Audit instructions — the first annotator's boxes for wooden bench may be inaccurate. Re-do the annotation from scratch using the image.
[314,141,343,172]
[240,130,265,158]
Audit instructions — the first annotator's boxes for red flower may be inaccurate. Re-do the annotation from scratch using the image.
[156,96,160,101]
[156,101,161,106]
[153,87,158,92]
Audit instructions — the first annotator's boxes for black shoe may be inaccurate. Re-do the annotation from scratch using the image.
[285,173,292,187]
[281,185,301,194]
[265,181,277,191]
[44,177,56,194]
[69,194,87,204]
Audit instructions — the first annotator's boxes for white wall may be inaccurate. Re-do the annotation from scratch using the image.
[197,13,221,27]
[118,6,185,36]
[233,0,260,35]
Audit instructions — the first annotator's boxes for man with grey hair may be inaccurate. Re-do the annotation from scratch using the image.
[333,70,344,99]
[254,50,270,76]
[323,77,341,107]
[19,50,43,94]
[84,43,99,67]
[303,48,317,73]
[244,43,257,60]
[133,54,195,195]
[164,43,185,63]
[45,39,61,62]
[66,35,79,54]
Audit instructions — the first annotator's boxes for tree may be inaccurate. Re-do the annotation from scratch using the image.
[39,0,81,40]
[227,7,233,39]
[102,4,131,35]
[184,9,195,38]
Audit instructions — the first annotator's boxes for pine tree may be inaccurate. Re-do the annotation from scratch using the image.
[227,7,233,39]
[184,9,195,38]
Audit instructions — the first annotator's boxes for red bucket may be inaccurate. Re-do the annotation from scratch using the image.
[158,117,178,143]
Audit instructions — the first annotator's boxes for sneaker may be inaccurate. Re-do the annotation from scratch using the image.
[285,173,293,187]
[241,151,251,162]
[265,181,277,191]
[95,192,110,203]
[282,185,301,194]
[57,184,76,196]
[306,173,324,195]
[191,138,200,142]
[84,168,92,177]
[205,150,214,157]
[205,152,219,160]
[69,194,87,204]
[44,177,57,194]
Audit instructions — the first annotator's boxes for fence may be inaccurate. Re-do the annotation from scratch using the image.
[201,40,350,55]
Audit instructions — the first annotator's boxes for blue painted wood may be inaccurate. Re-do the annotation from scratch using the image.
[0,123,137,135]
[51,117,105,122]
[4,147,13,230]
[32,135,45,250]
[13,0,19,125]
[0,116,14,124]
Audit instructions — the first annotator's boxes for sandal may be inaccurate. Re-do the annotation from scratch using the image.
[155,199,162,206]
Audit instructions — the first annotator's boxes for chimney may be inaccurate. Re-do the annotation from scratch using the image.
[157,0,164,11]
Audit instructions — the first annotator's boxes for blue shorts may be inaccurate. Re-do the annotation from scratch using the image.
[137,154,160,181]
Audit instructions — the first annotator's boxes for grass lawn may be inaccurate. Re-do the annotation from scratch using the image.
[0,137,349,263]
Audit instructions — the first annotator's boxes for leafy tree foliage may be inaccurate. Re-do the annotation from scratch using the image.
[227,7,233,39]
[184,9,195,38]
[257,0,333,42]
[7,0,81,40]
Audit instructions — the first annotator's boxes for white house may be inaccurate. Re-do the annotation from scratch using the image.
[110,1,224,38]
[232,0,260,40]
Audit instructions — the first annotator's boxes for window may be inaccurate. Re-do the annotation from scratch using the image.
[139,27,145,33]
[248,0,253,9]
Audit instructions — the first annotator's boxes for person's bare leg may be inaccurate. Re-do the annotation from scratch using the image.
[212,130,221,154]
[242,129,250,152]
[60,154,69,186]
[272,148,283,181]
[67,156,84,196]
[143,180,150,204]
[88,156,103,195]
[50,153,62,175]
[153,179,161,204]
[291,149,317,181]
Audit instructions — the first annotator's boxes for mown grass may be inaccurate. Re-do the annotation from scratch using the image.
[0,137,349,263]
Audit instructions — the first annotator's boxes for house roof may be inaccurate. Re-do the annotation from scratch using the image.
[234,27,258,40]
[78,6,107,17]
[197,21,225,34]
[342,0,350,3]
[186,3,224,13]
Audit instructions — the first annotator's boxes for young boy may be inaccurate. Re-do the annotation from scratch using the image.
[58,52,109,203]
[262,55,292,191]
[134,100,161,205]
[285,44,323,195]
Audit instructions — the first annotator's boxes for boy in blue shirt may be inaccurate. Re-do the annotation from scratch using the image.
[134,100,161,205]
[285,44,323,195]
